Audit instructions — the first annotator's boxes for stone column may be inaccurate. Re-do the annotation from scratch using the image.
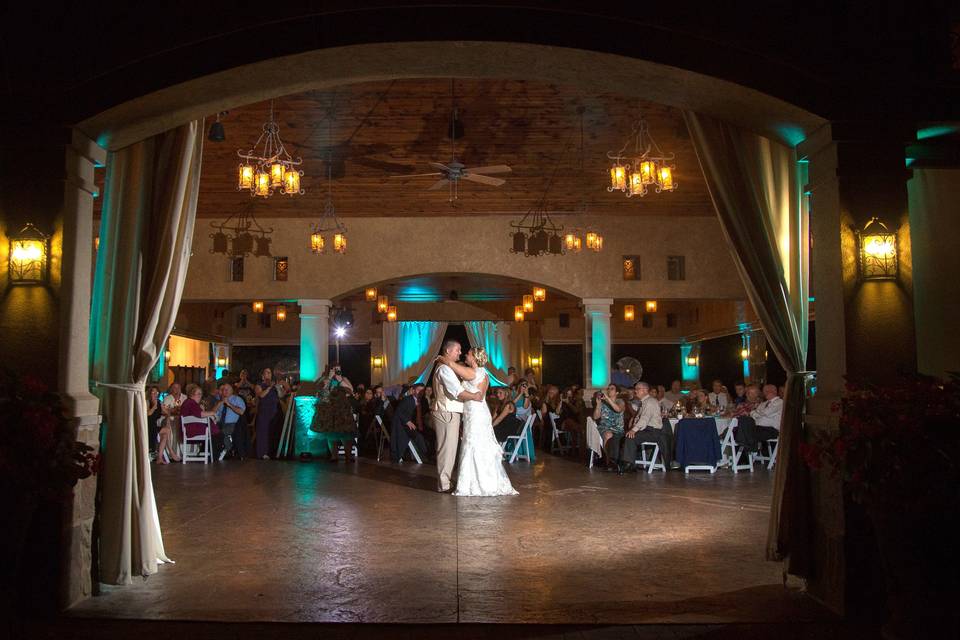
[299,299,332,382]
[582,298,613,393]
[60,129,105,609]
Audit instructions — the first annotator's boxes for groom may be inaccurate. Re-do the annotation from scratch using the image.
[430,340,483,493]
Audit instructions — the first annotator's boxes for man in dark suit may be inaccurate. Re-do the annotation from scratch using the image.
[390,383,428,463]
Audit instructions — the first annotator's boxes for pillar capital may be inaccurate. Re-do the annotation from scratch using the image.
[298,299,333,318]
[581,298,613,314]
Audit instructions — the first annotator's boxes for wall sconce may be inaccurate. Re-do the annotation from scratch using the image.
[624,304,635,321]
[365,287,377,302]
[533,286,546,302]
[514,305,525,322]
[217,356,227,367]
[276,305,287,321]
[94,236,100,251]
[372,355,384,368]
[9,223,49,284]
[386,306,398,322]
[686,355,699,366]
[252,300,264,313]
[858,217,898,280]
[523,294,534,313]
[645,300,657,313]
[164,349,172,362]
[377,295,389,314]
[740,348,750,360]
[529,356,541,368]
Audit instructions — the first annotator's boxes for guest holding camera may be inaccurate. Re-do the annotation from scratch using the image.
[592,383,625,472]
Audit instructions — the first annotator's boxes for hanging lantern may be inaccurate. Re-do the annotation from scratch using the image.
[333,233,347,254]
[511,231,527,253]
[365,287,377,302]
[276,305,287,322]
[523,295,534,313]
[645,300,658,313]
[255,171,271,197]
[217,356,227,368]
[310,232,324,254]
[573,236,582,252]
[564,233,578,252]
[270,162,285,187]
[238,163,255,190]
[609,164,627,191]
[514,306,525,322]
[164,349,172,362]
[624,304,635,321]
[252,300,264,313]
[386,306,398,322]
[595,234,604,251]
[377,295,389,314]
[210,231,229,254]
[639,160,657,185]
[628,170,646,197]
[283,169,302,195]
[548,234,563,255]
[533,287,546,302]
[253,235,272,258]
[657,165,676,191]
[232,232,254,256]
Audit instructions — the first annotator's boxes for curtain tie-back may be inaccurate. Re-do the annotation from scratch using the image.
[94,381,146,393]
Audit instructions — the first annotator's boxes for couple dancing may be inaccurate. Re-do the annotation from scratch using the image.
[431,340,518,497]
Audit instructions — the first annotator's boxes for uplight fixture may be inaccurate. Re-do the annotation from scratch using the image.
[8,223,48,284]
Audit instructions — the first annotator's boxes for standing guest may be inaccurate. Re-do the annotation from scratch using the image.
[146,386,163,458]
[625,382,673,472]
[213,383,246,459]
[390,383,428,462]
[161,382,186,455]
[592,383,625,472]
[312,363,357,463]
[751,384,784,442]
[357,387,377,454]
[732,382,748,406]
[778,385,786,399]
[708,380,730,412]
[254,367,284,460]
[559,386,586,438]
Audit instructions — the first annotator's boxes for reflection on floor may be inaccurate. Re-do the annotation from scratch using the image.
[69,455,832,625]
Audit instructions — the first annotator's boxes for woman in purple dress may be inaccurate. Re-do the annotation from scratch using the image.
[254,367,283,459]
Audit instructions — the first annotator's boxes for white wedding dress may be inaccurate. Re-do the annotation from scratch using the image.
[453,367,519,497]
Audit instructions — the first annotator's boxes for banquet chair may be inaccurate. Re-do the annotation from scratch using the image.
[334,413,360,459]
[766,438,779,470]
[549,412,574,455]
[636,441,666,474]
[720,425,755,474]
[502,414,534,463]
[374,415,423,463]
[180,416,212,464]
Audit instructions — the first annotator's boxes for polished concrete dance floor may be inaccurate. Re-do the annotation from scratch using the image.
[70,456,830,625]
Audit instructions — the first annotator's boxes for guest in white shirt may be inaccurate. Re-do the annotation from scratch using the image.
[626,382,674,471]
[708,379,730,412]
[751,384,784,442]
[657,385,674,414]
[662,380,683,405]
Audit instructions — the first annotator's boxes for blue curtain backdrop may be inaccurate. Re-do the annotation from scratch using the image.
[382,321,448,386]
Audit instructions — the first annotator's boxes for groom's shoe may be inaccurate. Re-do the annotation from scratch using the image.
[437,484,451,493]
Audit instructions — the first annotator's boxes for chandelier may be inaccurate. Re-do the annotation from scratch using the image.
[560,201,602,254]
[210,204,274,257]
[309,163,348,255]
[237,100,304,198]
[607,116,677,198]
[509,135,569,257]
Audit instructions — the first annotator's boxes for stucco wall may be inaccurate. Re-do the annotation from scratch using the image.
[183,214,745,302]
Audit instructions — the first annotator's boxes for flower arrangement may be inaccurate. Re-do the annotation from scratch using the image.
[799,374,960,506]
[0,370,99,500]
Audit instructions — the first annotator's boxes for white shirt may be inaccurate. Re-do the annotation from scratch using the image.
[631,395,663,431]
[751,396,784,429]
[162,392,184,411]
[659,397,675,414]
[433,364,465,413]
[663,390,683,404]
[708,391,729,410]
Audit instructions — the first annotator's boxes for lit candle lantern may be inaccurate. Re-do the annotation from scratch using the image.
[283,169,301,195]
[255,171,271,197]
[217,357,227,367]
[859,218,898,280]
[533,287,546,302]
[238,163,255,190]
[624,304,635,321]
[333,233,347,254]
[310,232,324,254]
[276,305,287,321]
[628,170,646,196]
[270,162,285,187]
[564,233,578,252]
[252,300,264,313]
[609,164,626,191]
[365,287,378,301]
[386,306,398,322]
[523,294,534,313]
[377,296,389,313]
[573,236,582,252]
[514,306,525,322]
[639,160,656,185]
[645,300,657,313]
[658,166,675,191]
[585,232,598,250]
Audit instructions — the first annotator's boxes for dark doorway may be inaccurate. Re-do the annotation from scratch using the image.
[542,344,583,388]
[441,324,471,353]
[612,344,681,387]
[700,334,745,389]
[329,343,372,388]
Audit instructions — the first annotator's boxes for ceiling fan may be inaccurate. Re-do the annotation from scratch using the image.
[391,81,511,201]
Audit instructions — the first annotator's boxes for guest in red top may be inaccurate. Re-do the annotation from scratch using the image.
[180,384,220,437]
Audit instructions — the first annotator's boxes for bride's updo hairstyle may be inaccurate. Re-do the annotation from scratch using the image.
[471,347,489,368]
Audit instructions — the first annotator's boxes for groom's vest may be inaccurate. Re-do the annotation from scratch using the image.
[431,364,464,414]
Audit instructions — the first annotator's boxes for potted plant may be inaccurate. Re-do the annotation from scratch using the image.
[800,375,960,638]
[0,371,99,612]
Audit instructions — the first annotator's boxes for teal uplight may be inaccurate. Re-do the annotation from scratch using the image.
[293,395,327,456]
[916,125,960,140]
[905,157,915,168]
[398,322,439,383]
[396,285,440,302]
[590,313,609,388]
[774,124,806,148]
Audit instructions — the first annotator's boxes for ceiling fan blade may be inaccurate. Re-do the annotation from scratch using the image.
[464,165,512,175]
[428,162,452,172]
[462,173,506,187]
[427,179,451,191]
[389,172,443,179]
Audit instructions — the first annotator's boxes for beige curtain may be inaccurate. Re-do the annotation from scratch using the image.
[684,112,811,576]
[90,120,203,584]
[382,321,449,386]
[464,321,513,385]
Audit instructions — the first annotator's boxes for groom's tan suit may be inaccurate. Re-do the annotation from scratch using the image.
[431,363,464,492]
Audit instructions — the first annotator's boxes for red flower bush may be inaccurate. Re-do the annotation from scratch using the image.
[0,370,98,501]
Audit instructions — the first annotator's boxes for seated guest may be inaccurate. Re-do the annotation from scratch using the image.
[662,379,684,405]
[624,381,673,472]
[708,379,730,412]
[213,383,246,459]
[506,366,519,387]
[488,386,505,417]
[731,382,748,406]
[158,382,187,463]
[180,383,220,437]
[751,384,784,442]
[657,385,675,414]
[592,384,626,472]
[493,394,523,442]
[539,385,562,449]
[390,383,428,463]
[146,385,162,458]
[512,380,534,427]
[732,384,761,417]
[523,368,537,388]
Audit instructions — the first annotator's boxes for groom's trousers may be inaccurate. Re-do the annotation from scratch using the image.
[432,410,461,491]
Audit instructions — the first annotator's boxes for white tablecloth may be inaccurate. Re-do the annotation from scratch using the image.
[585,417,604,455]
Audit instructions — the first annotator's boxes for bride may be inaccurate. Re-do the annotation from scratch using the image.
[437,347,518,497]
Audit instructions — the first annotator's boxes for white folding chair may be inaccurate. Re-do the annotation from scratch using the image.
[766,438,779,470]
[720,426,755,474]
[636,441,666,473]
[375,414,423,463]
[549,412,574,455]
[502,414,534,463]
[180,416,212,464]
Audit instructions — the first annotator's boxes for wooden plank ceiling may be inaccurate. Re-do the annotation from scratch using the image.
[98,79,715,219]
